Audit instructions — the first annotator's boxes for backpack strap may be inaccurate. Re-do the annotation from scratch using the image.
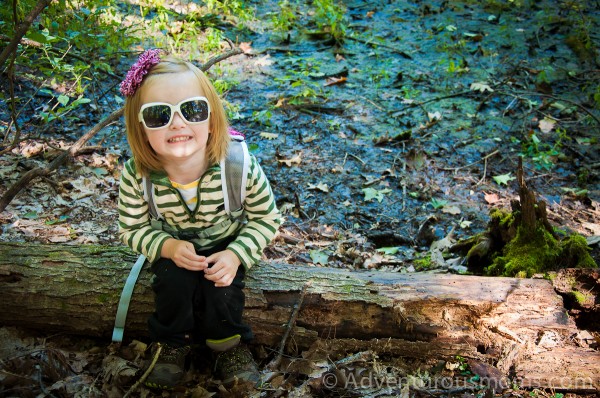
[112,253,146,343]
[221,135,249,215]
[143,175,162,220]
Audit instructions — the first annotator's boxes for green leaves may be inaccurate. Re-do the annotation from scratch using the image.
[493,173,516,186]
[430,198,448,209]
[362,187,392,202]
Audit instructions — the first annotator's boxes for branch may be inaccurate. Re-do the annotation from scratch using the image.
[0,48,244,213]
[266,282,309,371]
[200,47,243,72]
[0,0,52,70]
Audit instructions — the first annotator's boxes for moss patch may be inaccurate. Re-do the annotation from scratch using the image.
[414,254,432,271]
[486,227,597,277]
[489,208,514,228]
[570,290,590,305]
[559,234,597,268]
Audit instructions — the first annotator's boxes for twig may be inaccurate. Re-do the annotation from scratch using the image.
[401,142,406,211]
[439,149,499,173]
[0,34,122,82]
[475,150,500,186]
[201,47,243,72]
[266,282,310,371]
[0,0,52,70]
[506,90,600,125]
[0,49,243,212]
[347,153,365,165]
[0,107,123,212]
[347,36,413,59]
[123,344,162,398]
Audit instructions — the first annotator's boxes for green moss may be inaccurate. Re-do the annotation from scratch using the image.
[414,254,432,271]
[490,208,514,227]
[486,226,561,277]
[486,226,597,277]
[570,291,590,305]
[97,294,110,303]
[544,271,557,282]
[560,234,597,268]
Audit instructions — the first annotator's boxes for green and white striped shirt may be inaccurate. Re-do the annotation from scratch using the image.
[118,154,281,269]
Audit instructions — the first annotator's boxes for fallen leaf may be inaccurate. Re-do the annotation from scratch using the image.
[470,82,494,93]
[303,135,318,143]
[427,111,442,121]
[335,53,345,62]
[362,187,392,202]
[377,246,400,255]
[539,117,556,134]
[460,220,472,229]
[324,76,347,87]
[309,250,329,265]
[492,173,515,186]
[308,182,329,192]
[260,132,279,140]
[582,222,600,235]
[274,97,286,108]
[484,192,500,204]
[442,205,461,215]
[366,11,375,18]
[277,153,302,167]
[239,42,253,54]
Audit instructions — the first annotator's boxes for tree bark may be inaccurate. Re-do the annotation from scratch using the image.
[0,242,598,391]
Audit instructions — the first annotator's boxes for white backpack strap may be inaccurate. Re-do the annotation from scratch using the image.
[221,136,249,215]
[112,253,147,343]
[142,175,162,220]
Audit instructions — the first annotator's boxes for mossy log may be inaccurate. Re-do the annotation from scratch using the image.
[0,242,598,391]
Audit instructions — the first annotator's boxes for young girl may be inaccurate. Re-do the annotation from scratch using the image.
[118,49,281,389]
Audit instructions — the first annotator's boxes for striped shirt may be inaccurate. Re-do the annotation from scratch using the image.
[118,154,281,269]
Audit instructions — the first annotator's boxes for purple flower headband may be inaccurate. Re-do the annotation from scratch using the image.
[119,49,162,97]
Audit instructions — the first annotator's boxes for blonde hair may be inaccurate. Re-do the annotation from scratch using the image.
[123,55,230,176]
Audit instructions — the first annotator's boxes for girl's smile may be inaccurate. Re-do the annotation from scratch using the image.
[139,71,211,172]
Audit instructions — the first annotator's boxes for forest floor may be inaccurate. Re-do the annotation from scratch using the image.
[0,0,599,397]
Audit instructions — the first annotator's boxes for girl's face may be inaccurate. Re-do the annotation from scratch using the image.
[139,71,210,165]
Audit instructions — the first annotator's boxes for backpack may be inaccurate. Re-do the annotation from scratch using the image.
[112,133,249,343]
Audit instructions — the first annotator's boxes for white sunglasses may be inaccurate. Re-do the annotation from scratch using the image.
[138,96,210,130]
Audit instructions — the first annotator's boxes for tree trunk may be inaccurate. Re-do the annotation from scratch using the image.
[0,242,598,391]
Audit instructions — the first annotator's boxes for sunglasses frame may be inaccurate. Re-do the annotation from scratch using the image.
[138,96,211,130]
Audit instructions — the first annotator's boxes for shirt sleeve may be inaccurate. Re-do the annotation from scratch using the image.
[227,154,282,269]
[118,159,172,262]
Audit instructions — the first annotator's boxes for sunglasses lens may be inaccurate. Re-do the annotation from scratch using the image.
[142,105,172,128]
[180,99,209,123]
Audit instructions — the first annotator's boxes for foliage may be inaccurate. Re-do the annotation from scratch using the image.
[274,56,328,105]
[0,0,254,145]
[312,0,348,43]
[0,0,133,133]
[271,0,298,41]
[518,130,565,171]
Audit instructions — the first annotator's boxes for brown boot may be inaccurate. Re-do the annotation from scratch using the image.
[214,344,260,387]
[144,343,190,390]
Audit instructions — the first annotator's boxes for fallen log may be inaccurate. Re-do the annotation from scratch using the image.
[0,242,598,391]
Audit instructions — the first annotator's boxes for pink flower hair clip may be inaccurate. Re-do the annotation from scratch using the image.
[119,49,162,97]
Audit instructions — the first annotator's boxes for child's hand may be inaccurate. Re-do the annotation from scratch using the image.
[161,238,208,271]
[204,249,241,287]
